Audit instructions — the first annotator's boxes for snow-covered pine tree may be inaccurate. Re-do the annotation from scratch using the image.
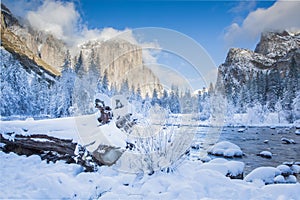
[160,89,169,109]
[151,88,160,106]
[292,91,300,121]
[100,69,109,94]
[50,54,76,118]
[120,78,130,97]
[168,85,180,113]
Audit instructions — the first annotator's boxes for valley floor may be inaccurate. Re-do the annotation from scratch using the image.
[0,116,300,199]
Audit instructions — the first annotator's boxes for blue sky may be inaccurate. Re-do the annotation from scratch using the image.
[77,0,275,65]
[3,0,300,90]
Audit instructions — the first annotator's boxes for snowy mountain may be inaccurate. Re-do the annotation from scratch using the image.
[0,3,161,118]
[216,30,300,123]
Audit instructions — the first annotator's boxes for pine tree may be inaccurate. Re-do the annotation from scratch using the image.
[160,89,169,109]
[169,85,180,113]
[135,85,142,102]
[120,79,130,97]
[50,56,76,117]
[101,69,109,94]
[75,51,85,77]
[266,69,282,111]
[208,82,214,96]
[151,88,159,105]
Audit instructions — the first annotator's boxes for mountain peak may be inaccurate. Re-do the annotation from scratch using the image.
[255,30,300,59]
[224,47,275,69]
[1,3,20,28]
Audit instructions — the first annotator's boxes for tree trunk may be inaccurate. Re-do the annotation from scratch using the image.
[0,133,101,172]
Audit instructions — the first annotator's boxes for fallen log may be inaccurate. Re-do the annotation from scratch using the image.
[0,132,101,172]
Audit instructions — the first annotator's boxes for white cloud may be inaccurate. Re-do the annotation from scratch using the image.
[224,0,300,46]
[26,0,80,44]
[24,0,159,62]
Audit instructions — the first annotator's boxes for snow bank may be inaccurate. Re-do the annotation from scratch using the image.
[1,152,300,199]
[0,114,128,150]
[0,117,79,141]
[207,141,243,157]
[199,158,244,178]
[1,117,300,199]
[225,112,293,127]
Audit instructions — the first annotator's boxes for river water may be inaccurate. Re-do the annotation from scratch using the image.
[192,126,300,178]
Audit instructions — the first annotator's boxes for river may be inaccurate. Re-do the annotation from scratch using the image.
[192,126,300,179]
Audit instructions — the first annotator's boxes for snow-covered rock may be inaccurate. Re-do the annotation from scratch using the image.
[285,175,297,184]
[207,141,243,158]
[295,130,300,135]
[283,161,294,167]
[274,175,286,184]
[92,145,124,166]
[291,165,300,174]
[281,137,296,144]
[276,165,293,176]
[270,125,276,129]
[258,151,272,159]
[238,128,246,132]
[245,167,281,184]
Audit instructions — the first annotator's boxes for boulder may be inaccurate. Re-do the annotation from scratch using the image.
[92,144,124,166]
[257,151,272,159]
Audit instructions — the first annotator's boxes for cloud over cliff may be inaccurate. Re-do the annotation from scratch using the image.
[224,0,300,46]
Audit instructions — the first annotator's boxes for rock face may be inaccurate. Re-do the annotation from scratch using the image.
[0,3,161,118]
[217,30,300,122]
[80,40,161,97]
[255,30,300,59]
[1,4,61,77]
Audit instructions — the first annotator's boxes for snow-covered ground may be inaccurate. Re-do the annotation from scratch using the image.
[1,151,300,199]
[1,117,300,199]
